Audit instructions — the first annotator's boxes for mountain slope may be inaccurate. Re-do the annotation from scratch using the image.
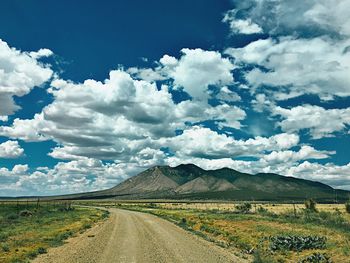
[56,164,349,202]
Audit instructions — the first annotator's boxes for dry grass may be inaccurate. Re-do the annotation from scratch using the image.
[107,201,350,263]
[0,202,108,263]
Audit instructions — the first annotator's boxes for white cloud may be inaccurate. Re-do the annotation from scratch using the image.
[215,86,241,102]
[1,1,350,195]
[262,145,334,164]
[159,54,178,67]
[0,158,146,196]
[224,1,350,102]
[12,164,29,174]
[0,140,24,158]
[29,48,54,59]
[286,161,350,189]
[226,0,350,37]
[126,67,166,82]
[160,48,235,100]
[251,93,274,113]
[273,105,350,139]
[0,69,246,161]
[226,37,350,100]
[0,39,53,117]
[223,10,262,34]
[167,126,299,160]
[0,113,47,141]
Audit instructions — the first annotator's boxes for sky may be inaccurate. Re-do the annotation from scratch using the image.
[0,0,350,196]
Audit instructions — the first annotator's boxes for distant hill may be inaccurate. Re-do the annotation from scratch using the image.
[50,164,350,202]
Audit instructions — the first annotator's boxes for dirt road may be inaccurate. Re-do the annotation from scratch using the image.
[33,208,246,263]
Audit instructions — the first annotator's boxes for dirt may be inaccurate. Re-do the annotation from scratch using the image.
[32,208,247,263]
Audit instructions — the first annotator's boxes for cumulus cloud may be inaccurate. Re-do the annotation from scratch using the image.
[223,10,262,34]
[225,0,350,37]
[226,37,350,100]
[273,105,350,139]
[126,67,166,82]
[160,48,234,100]
[167,126,299,160]
[286,161,350,189]
[0,140,24,158]
[1,1,350,195]
[0,158,154,196]
[29,48,54,59]
[0,39,53,117]
[0,69,246,162]
[223,0,350,103]
[0,113,47,141]
[215,86,241,103]
[262,146,334,164]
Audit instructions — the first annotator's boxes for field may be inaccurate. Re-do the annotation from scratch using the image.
[1,200,350,263]
[0,201,109,263]
[78,200,350,263]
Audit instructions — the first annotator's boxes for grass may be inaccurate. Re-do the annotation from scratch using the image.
[110,202,350,263]
[0,202,109,263]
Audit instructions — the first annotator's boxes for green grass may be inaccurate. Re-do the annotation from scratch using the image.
[0,202,109,263]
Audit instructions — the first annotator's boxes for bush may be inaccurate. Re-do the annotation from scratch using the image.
[304,199,317,212]
[299,252,331,263]
[147,203,157,208]
[235,203,252,213]
[101,210,110,219]
[6,212,19,220]
[37,247,47,254]
[200,224,222,236]
[0,232,9,242]
[253,249,273,263]
[1,243,10,252]
[345,201,350,213]
[269,235,326,251]
[257,206,269,214]
[82,223,92,229]
[58,206,74,212]
[27,250,38,259]
[19,209,33,217]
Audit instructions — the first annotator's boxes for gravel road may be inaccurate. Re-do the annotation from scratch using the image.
[33,208,247,263]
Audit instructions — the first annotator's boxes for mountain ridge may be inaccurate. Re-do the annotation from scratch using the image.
[37,164,349,202]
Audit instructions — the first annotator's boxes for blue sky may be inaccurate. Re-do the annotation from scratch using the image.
[0,0,350,196]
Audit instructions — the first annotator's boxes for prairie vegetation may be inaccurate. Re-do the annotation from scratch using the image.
[0,201,108,263]
[90,200,350,263]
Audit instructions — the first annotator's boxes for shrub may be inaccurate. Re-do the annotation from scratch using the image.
[50,230,74,246]
[19,209,33,217]
[58,206,74,212]
[37,247,47,254]
[235,203,252,213]
[0,232,9,242]
[299,252,331,263]
[27,250,38,259]
[103,210,110,217]
[6,212,19,220]
[269,235,326,251]
[199,224,222,236]
[1,243,10,252]
[82,223,92,229]
[253,249,273,263]
[304,199,317,212]
[257,206,269,214]
[147,203,157,208]
[345,201,350,213]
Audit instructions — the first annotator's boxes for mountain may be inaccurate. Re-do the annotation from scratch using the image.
[56,164,350,202]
